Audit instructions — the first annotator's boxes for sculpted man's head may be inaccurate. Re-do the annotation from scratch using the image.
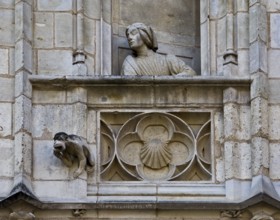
[126,23,158,53]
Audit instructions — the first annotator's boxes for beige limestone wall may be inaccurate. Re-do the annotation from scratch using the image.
[0,0,15,197]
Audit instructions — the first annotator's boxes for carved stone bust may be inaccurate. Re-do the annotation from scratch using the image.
[121,22,196,76]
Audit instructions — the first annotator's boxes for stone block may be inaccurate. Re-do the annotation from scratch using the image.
[187,87,223,105]
[0,77,14,102]
[87,110,97,144]
[269,79,280,103]
[238,50,249,76]
[0,139,14,177]
[0,103,12,137]
[251,97,268,137]
[200,0,209,24]
[249,41,267,74]
[251,72,268,99]
[268,105,280,140]
[267,0,280,12]
[32,104,87,139]
[55,13,72,48]
[224,141,235,179]
[15,40,32,73]
[270,143,280,179]
[249,4,267,43]
[237,0,249,11]
[270,14,280,48]
[32,89,66,104]
[38,0,72,11]
[15,1,32,42]
[85,54,95,75]
[251,137,269,175]
[87,86,153,107]
[34,179,87,200]
[38,50,72,75]
[200,21,209,76]
[210,0,226,18]
[216,157,225,182]
[15,71,32,98]
[33,140,69,180]
[84,0,100,19]
[223,103,239,140]
[233,142,252,179]
[84,17,96,55]
[0,48,9,74]
[237,13,249,49]
[214,111,223,156]
[9,47,14,75]
[0,9,14,46]
[217,16,227,56]
[154,86,188,106]
[0,179,13,197]
[102,21,112,75]
[237,105,251,141]
[268,50,280,77]
[34,12,53,48]
[14,95,32,133]
[14,132,32,175]
[0,0,14,8]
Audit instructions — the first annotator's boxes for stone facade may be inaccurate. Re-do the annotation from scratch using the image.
[1,0,280,219]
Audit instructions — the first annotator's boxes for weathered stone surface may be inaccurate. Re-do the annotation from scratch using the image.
[0,77,14,102]
[84,17,96,55]
[0,0,14,8]
[15,40,32,73]
[37,0,72,11]
[268,105,280,140]
[55,13,72,48]
[15,1,32,42]
[0,139,13,177]
[0,103,12,137]
[251,97,268,137]
[267,0,280,12]
[34,12,54,48]
[0,9,14,46]
[33,140,69,180]
[14,96,32,133]
[268,50,280,77]
[269,79,280,103]
[34,179,87,199]
[84,0,100,19]
[38,50,72,75]
[270,14,280,48]
[251,137,269,175]
[270,143,280,179]
[0,48,9,74]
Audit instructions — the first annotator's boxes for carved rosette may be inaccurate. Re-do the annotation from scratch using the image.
[101,112,211,181]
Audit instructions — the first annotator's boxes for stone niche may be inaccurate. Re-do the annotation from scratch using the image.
[110,0,200,75]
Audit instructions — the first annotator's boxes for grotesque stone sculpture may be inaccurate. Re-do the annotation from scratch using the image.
[121,22,196,76]
[53,132,94,178]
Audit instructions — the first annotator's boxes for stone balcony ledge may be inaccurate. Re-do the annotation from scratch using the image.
[29,75,251,87]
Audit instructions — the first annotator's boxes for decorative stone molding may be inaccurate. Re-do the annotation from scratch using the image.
[72,209,86,217]
[53,132,94,178]
[9,211,35,220]
[220,210,242,219]
[101,112,211,181]
[251,214,274,220]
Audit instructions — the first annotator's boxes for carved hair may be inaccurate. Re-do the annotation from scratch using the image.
[126,22,158,52]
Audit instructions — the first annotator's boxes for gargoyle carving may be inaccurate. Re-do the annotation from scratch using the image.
[53,132,94,178]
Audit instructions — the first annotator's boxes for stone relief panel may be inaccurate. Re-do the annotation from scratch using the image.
[100,112,211,181]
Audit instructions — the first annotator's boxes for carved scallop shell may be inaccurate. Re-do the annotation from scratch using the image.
[140,138,172,169]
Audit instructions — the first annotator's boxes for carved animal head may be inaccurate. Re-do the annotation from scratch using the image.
[53,132,68,152]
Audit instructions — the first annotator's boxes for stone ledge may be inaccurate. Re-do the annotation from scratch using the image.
[29,75,251,87]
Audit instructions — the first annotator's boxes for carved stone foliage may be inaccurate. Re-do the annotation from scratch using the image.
[100,112,212,181]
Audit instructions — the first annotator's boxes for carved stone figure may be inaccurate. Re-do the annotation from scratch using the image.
[121,22,196,76]
[53,132,94,178]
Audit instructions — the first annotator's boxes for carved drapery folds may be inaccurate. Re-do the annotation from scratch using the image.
[101,112,211,181]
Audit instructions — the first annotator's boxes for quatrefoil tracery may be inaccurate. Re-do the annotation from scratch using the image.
[101,112,212,181]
